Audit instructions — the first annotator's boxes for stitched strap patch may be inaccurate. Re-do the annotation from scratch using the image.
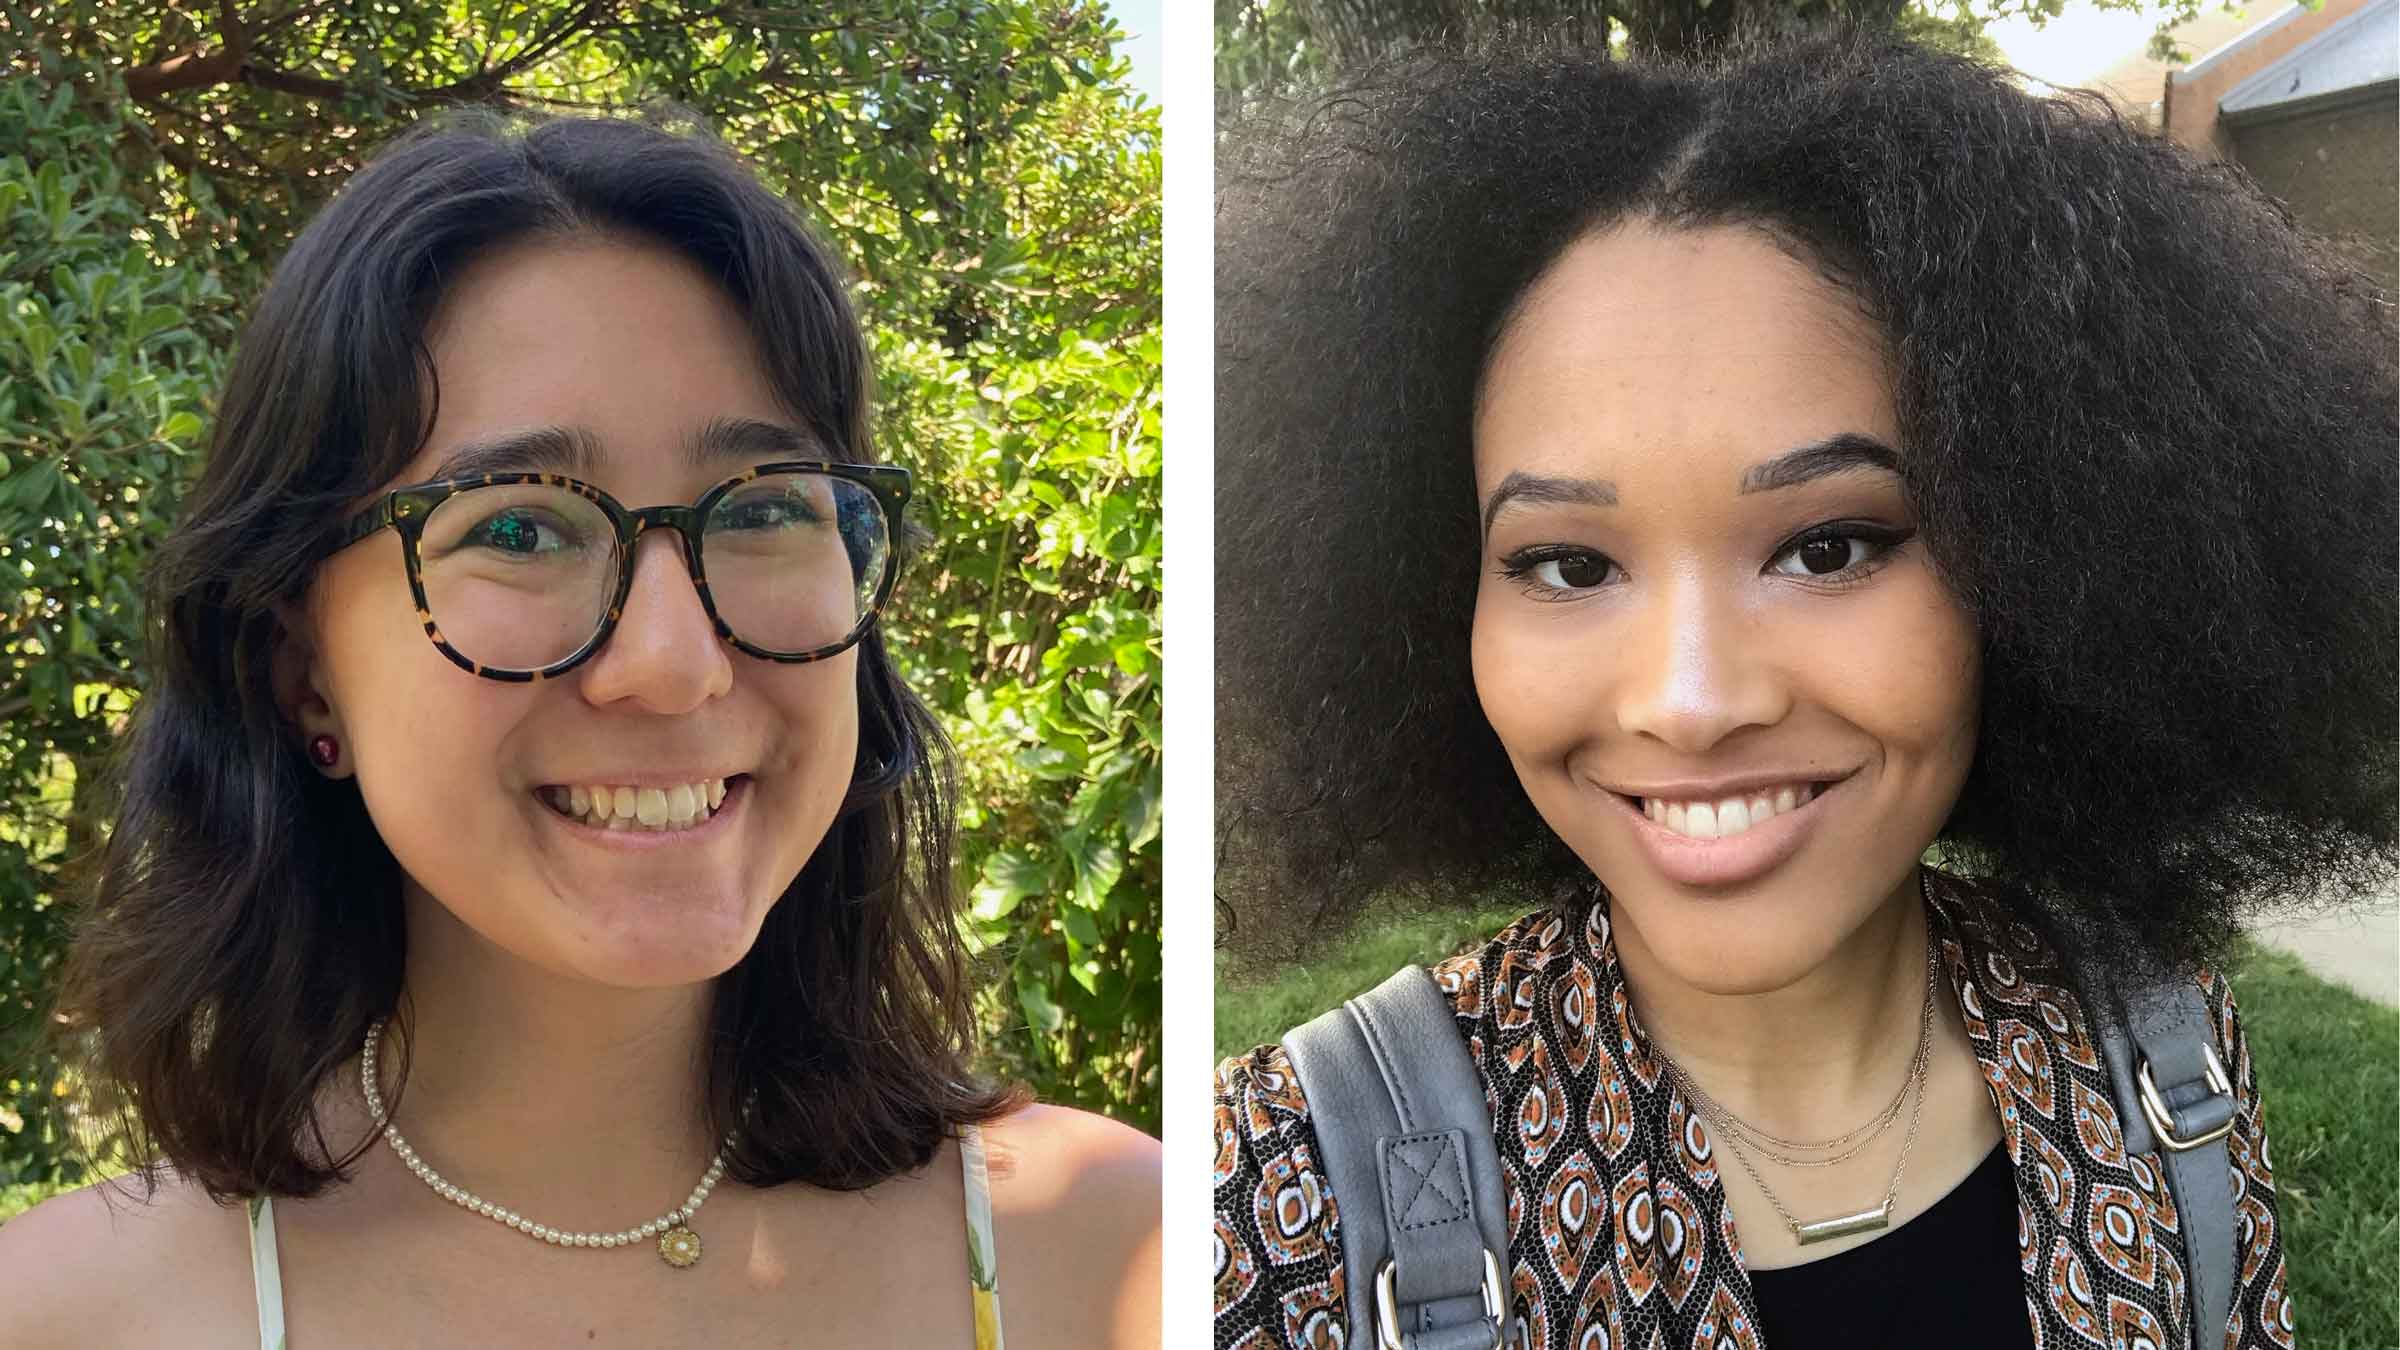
[1383,1129,1473,1231]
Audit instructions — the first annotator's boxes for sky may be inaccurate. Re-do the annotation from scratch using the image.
[1107,0,1164,106]
[1986,1,2172,85]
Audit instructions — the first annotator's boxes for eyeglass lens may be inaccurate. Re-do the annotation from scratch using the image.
[412,471,891,671]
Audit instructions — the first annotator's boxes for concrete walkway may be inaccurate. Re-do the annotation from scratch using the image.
[2248,889,2398,1007]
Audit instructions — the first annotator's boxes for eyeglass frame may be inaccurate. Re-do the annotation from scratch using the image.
[318,460,914,683]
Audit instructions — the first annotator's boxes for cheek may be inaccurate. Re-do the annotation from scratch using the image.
[1470,593,1588,773]
[768,656,865,815]
[1820,580,1980,766]
[339,665,524,891]
[319,559,501,783]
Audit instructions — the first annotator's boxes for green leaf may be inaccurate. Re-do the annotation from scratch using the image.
[125,306,182,345]
[2,460,61,513]
[1016,974,1065,1033]
[1068,837,1124,910]
[1120,770,1161,852]
[970,848,1050,920]
[1015,744,1083,780]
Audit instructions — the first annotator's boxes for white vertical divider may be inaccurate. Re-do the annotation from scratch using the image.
[1157,1,1213,1345]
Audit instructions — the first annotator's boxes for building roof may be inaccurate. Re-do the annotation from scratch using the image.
[2206,0,2397,123]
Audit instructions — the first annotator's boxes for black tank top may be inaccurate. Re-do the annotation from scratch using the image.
[1746,1142,2033,1349]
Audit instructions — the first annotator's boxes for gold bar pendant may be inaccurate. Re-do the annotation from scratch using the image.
[1793,1204,1891,1245]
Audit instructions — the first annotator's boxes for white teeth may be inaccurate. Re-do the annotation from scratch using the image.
[1643,783,1819,841]
[538,777,732,833]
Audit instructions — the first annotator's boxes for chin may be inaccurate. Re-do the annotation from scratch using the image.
[1592,868,1866,996]
[554,936,759,992]
[552,888,772,986]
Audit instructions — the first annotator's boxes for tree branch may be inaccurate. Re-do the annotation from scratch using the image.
[122,0,254,103]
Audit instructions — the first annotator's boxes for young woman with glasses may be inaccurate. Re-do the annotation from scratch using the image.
[0,106,1159,1348]
[1213,27,2392,1350]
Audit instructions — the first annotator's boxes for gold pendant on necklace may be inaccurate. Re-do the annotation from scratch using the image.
[1792,1204,1891,1245]
[658,1224,703,1268]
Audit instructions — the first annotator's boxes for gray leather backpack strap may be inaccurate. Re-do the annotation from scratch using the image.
[1283,966,1514,1350]
[2096,976,2239,1350]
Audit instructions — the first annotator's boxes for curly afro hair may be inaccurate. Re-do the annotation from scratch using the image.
[1215,26,2397,976]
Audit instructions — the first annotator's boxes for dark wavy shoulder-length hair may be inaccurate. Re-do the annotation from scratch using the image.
[51,102,1019,1205]
[1216,26,2398,975]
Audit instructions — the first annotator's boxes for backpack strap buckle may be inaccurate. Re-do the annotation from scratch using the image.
[2136,1042,2234,1152]
[1374,1247,1504,1350]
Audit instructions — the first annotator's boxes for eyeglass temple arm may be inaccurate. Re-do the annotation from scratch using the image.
[330,495,398,553]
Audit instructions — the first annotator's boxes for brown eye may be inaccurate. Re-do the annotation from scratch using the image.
[1499,543,1625,595]
[1794,536,1856,575]
[1768,524,1913,581]
[1530,552,1614,590]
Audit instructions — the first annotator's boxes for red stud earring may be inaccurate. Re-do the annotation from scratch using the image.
[308,734,340,768]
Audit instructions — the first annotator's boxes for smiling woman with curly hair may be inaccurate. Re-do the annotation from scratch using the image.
[1213,26,2394,1350]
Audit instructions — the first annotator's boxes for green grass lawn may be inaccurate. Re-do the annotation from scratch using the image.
[1218,908,2399,1348]
[1215,895,1539,1056]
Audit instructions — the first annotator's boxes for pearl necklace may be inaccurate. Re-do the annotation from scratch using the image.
[360,1017,736,1268]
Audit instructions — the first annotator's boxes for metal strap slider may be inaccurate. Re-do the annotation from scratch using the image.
[1374,1248,1504,1350]
[2137,1043,2234,1152]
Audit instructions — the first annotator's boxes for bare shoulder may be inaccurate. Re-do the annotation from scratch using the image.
[0,1168,253,1348]
[981,1104,1161,1348]
[983,1100,1160,1187]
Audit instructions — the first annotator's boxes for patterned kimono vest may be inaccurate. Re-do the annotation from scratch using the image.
[1212,869,2295,1349]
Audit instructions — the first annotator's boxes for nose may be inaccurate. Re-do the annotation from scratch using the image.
[575,526,733,713]
[1612,571,1789,753]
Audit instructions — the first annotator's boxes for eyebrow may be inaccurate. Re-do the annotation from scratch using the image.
[1479,471,1617,534]
[1736,433,1903,494]
[425,415,822,483]
[1479,432,1904,534]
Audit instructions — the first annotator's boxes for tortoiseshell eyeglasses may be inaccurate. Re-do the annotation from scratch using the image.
[319,461,912,682]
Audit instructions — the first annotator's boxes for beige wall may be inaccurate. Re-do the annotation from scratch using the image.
[2228,99,2400,291]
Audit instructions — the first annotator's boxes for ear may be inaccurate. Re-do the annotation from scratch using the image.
[269,597,348,775]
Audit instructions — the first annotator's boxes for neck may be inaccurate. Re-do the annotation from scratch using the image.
[1613,867,1930,1142]
[343,884,730,1231]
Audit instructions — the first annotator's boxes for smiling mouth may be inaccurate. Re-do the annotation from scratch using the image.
[1619,779,1843,842]
[535,775,751,833]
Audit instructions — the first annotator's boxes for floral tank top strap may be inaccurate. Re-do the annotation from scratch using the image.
[248,1194,287,1350]
[961,1122,1006,1349]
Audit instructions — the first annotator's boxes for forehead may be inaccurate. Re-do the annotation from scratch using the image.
[1474,222,1895,488]
[401,236,807,487]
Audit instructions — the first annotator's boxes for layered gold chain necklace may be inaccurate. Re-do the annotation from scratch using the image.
[1651,872,1940,1245]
